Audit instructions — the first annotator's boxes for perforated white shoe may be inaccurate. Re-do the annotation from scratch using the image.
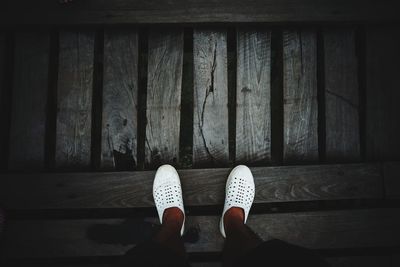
[219,165,255,238]
[153,164,185,236]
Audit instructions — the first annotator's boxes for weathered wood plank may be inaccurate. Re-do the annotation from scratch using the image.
[236,30,271,163]
[0,163,384,210]
[101,30,138,170]
[145,30,183,167]
[3,209,400,258]
[383,161,400,199]
[324,29,360,162]
[193,30,228,166]
[2,0,400,25]
[283,30,318,162]
[55,31,95,169]
[8,32,50,170]
[366,27,400,161]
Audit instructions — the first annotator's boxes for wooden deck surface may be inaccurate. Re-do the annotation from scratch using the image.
[3,26,384,170]
[1,24,400,267]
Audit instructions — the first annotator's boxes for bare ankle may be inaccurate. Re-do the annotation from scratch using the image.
[224,207,244,231]
[162,207,184,228]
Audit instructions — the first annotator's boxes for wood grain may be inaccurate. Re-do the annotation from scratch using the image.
[55,31,95,169]
[4,208,400,258]
[324,29,360,162]
[8,32,49,170]
[101,30,138,170]
[193,30,228,166]
[0,163,384,210]
[236,29,271,163]
[2,0,400,25]
[366,27,400,161]
[283,30,318,163]
[145,30,183,167]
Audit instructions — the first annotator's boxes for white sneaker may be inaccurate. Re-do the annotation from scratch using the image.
[219,165,255,238]
[153,164,185,236]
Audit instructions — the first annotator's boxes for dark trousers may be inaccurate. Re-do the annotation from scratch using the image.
[117,239,330,267]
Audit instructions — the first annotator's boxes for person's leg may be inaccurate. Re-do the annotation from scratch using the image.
[230,239,331,267]
[222,207,262,267]
[117,208,188,267]
[153,207,186,259]
[219,165,259,267]
[222,208,330,267]
[117,165,189,267]
[220,165,330,267]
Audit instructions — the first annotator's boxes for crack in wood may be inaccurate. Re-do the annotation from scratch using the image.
[326,89,358,109]
[106,124,115,166]
[198,42,218,162]
[299,31,304,74]
[145,137,153,159]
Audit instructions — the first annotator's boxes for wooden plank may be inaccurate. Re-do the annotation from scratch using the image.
[145,30,183,167]
[283,30,318,163]
[3,208,400,258]
[0,163,384,210]
[8,32,49,170]
[101,30,138,170]
[193,30,228,166]
[383,162,400,199]
[236,29,271,163]
[366,27,400,161]
[324,29,360,162]
[55,31,95,169]
[1,0,400,25]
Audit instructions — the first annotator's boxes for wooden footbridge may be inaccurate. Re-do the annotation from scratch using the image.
[0,0,400,266]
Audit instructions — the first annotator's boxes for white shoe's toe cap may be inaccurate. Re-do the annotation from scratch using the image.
[154,164,180,185]
[227,165,254,185]
[231,164,253,176]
